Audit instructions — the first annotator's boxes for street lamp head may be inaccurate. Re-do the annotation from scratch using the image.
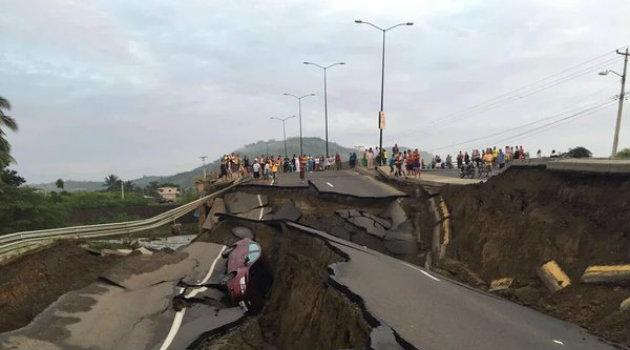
[339,62,346,65]
[406,22,414,26]
[598,70,609,76]
[354,19,362,23]
[309,93,316,96]
[283,92,290,95]
[303,61,310,65]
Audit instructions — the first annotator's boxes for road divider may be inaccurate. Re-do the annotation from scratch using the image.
[580,265,630,285]
[537,260,571,293]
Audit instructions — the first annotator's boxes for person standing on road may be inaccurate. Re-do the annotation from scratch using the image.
[335,153,341,170]
[252,159,261,179]
[498,149,505,169]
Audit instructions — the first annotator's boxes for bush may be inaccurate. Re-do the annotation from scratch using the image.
[616,148,630,159]
[565,146,592,158]
[0,184,65,235]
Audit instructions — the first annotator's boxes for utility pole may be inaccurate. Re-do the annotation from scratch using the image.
[121,180,125,200]
[612,48,628,157]
[200,156,208,179]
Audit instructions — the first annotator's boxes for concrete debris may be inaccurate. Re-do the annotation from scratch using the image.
[620,297,630,312]
[134,247,153,256]
[537,260,571,293]
[489,277,514,292]
[232,226,254,239]
[360,211,392,229]
[101,249,133,257]
[580,265,630,285]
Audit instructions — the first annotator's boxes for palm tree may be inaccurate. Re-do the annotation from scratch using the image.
[0,96,18,167]
[103,174,120,191]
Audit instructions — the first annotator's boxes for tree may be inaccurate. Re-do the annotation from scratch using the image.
[103,174,120,191]
[55,178,64,190]
[0,96,18,167]
[565,146,592,158]
[616,148,630,159]
[1,168,25,187]
[123,180,135,192]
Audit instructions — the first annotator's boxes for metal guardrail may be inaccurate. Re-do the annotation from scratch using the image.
[0,177,249,264]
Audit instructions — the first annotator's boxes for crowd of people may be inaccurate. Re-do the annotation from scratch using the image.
[218,152,346,184]
[216,144,535,183]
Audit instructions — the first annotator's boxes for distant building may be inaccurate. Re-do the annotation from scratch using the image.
[157,186,180,202]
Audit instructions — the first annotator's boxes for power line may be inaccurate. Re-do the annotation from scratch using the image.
[427,48,624,125]
[434,55,623,124]
[428,97,618,152]
[489,101,617,146]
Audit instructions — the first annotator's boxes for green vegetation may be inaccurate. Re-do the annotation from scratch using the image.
[565,146,592,158]
[0,96,17,168]
[616,148,630,159]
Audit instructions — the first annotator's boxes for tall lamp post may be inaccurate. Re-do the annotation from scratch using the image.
[599,48,629,157]
[302,62,345,157]
[270,116,296,158]
[355,19,413,160]
[200,155,208,179]
[283,93,315,156]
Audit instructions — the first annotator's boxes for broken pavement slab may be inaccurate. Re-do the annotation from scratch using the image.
[271,200,302,221]
[224,192,268,214]
[134,247,153,255]
[580,264,630,285]
[101,248,133,256]
[381,200,408,230]
[101,242,226,290]
[203,197,226,230]
[348,216,386,239]
[537,260,571,293]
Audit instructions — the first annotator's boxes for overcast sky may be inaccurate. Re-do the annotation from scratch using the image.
[1,0,628,183]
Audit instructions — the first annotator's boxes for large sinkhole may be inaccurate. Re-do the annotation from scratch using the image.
[194,219,372,350]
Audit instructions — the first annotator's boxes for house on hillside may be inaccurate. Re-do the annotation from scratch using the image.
[157,186,180,202]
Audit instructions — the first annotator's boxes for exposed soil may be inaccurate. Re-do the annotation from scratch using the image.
[439,167,630,345]
[0,241,122,332]
[195,219,371,350]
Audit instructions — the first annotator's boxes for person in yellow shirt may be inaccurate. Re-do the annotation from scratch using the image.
[271,160,279,184]
[482,149,494,173]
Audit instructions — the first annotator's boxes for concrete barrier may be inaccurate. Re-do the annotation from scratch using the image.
[537,260,571,293]
[580,265,630,284]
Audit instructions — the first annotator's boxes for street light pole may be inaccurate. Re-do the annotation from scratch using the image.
[303,62,345,157]
[200,156,207,179]
[599,48,629,157]
[283,93,315,156]
[270,116,296,158]
[355,19,413,161]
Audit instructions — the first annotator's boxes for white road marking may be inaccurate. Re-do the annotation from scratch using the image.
[257,194,263,207]
[325,182,334,188]
[552,340,564,346]
[401,262,441,282]
[159,246,226,350]
[258,207,265,221]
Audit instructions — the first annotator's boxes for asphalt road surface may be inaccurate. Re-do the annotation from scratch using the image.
[0,242,243,350]
[288,222,614,350]
[248,169,407,199]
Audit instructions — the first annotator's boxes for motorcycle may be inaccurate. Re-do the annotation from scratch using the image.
[460,163,475,178]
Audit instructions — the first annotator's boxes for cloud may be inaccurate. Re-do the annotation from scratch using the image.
[1,0,628,183]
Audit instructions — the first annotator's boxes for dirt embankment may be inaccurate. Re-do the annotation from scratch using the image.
[440,167,630,345]
[196,220,371,350]
[0,241,122,332]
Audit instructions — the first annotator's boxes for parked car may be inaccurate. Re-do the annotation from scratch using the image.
[220,238,273,313]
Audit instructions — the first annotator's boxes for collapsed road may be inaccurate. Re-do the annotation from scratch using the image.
[0,167,625,349]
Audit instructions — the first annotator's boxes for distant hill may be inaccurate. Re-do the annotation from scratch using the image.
[31,137,358,191]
